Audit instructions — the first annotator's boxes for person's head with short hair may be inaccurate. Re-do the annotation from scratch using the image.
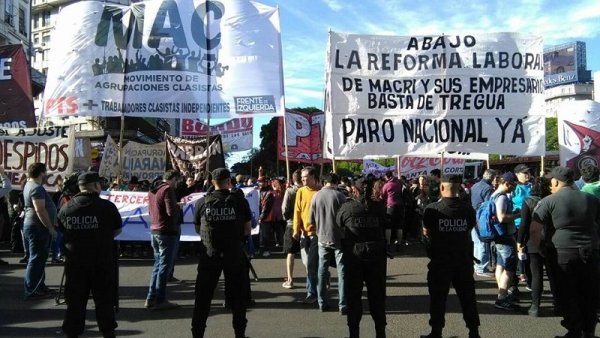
[78,171,102,193]
[514,164,531,184]
[580,164,599,183]
[236,174,244,184]
[163,169,182,187]
[482,169,497,181]
[545,166,575,193]
[322,173,340,186]
[384,171,394,180]
[211,168,232,189]
[27,162,47,180]
[440,174,462,197]
[301,166,318,189]
[430,169,441,182]
[130,176,139,184]
[292,169,302,186]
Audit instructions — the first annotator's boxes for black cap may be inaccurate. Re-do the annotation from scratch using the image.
[440,174,462,184]
[545,166,574,183]
[211,168,231,181]
[78,172,100,185]
[323,173,340,184]
[514,164,530,174]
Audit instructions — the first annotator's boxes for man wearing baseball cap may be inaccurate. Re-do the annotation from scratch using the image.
[531,166,600,338]
[511,164,532,297]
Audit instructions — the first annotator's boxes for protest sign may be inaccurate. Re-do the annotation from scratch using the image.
[180,118,252,152]
[558,100,600,176]
[362,160,395,177]
[102,187,259,241]
[43,0,284,119]
[166,134,225,177]
[121,141,166,181]
[277,110,328,164]
[325,32,546,159]
[98,134,120,179]
[399,156,466,179]
[0,126,75,189]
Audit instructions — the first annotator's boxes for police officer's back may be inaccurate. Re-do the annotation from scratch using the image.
[336,177,387,338]
[191,168,252,338]
[421,175,480,338]
[57,172,122,338]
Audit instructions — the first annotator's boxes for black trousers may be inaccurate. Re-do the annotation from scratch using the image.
[62,263,117,336]
[344,253,387,338]
[550,248,598,334]
[192,246,248,338]
[427,255,480,331]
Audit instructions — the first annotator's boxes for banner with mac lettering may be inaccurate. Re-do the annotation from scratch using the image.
[43,0,283,119]
[325,32,546,159]
[102,187,260,241]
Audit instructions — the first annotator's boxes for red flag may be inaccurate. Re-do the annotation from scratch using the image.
[0,44,36,128]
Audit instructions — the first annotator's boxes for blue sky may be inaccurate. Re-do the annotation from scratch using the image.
[230,0,600,166]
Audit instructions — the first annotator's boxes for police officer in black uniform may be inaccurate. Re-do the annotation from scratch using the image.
[191,168,252,338]
[336,177,387,338]
[57,172,122,338]
[421,174,480,338]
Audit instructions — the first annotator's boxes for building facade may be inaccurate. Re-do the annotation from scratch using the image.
[0,0,30,49]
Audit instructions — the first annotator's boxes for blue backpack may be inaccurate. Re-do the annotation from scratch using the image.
[476,194,508,241]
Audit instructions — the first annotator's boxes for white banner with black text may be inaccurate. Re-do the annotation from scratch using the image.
[325,32,546,158]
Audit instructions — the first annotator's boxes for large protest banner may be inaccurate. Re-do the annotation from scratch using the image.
[166,134,225,177]
[277,110,328,164]
[43,0,284,119]
[0,45,36,128]
[558,100,600,176]
[102,187,259,241]
[180,118,252,152]
[121,141,166,181]
[325,32,546,159]
[0,126,75,189]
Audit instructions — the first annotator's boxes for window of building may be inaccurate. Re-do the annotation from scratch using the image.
[19,7,26,35]
[42,10,50,27]
[33,13,39,29]
[4,0,14,26]
[42,34,50,45]
[33,34,39,45]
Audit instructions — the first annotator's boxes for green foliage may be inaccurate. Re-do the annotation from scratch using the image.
[546,117,558,151]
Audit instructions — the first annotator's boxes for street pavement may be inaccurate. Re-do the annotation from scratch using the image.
[0,243,591,338]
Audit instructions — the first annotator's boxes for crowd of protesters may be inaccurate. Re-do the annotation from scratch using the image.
[1,161,600,338]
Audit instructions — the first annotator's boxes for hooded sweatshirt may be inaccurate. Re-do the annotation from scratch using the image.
[148,182,180,235]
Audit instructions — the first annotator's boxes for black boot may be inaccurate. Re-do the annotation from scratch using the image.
[421,327,442,338]
[375,326,386,338]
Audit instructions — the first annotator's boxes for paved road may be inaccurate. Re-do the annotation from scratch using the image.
[0,243,589,338]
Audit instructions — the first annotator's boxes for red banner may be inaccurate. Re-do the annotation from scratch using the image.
[0,45,36,128]
[277,110,329,164]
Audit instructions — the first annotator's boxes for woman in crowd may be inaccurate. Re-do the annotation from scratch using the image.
[517,176,554,317]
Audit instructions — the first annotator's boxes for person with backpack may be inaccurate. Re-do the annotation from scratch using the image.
[337,177,387,338]
[490,172,522,310]
[421,174,480,338]
[470,169,498,277]
[192,168,252,338]
[516,176,552,317]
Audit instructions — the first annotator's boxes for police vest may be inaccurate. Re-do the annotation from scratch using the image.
[200,193,243,256]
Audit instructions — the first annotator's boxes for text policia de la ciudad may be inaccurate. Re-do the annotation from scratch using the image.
[334,35,544,146]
